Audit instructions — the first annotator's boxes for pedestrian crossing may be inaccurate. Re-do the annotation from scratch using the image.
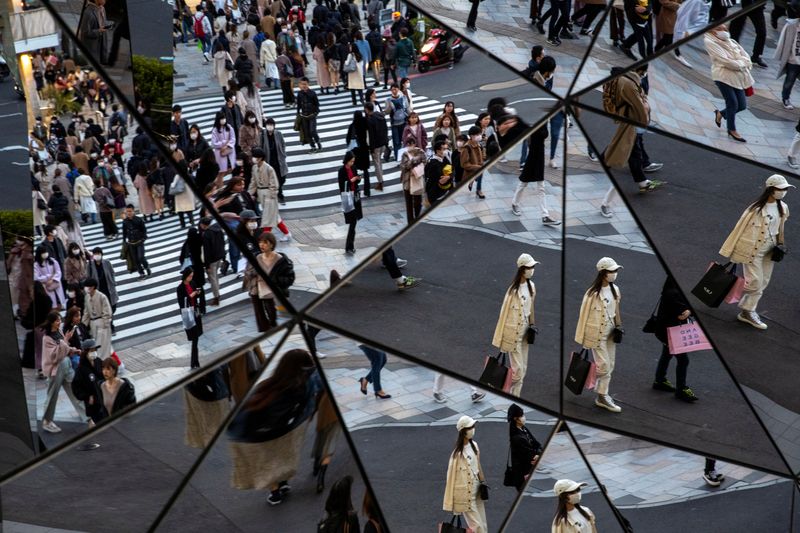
[176,85,479,210]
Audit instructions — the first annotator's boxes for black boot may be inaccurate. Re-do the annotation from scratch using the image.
[312,459,320,476]
[316,464,328,494]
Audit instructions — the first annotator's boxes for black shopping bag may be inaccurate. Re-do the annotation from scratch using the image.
[439,515,467,533]
[691,261,738,308]
[565,349,592,396]
[479,352,511,392]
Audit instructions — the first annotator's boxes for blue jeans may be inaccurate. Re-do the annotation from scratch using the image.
[519,140,528,165]
[199,35,211,54]
[359,345,387,392]
[182,19,194,43]
[549,111,565,160]
[714,80,746,132]
[225,220,241,271]
[782,64,800,102]
[397,64,410,79]
[390,124,404,159]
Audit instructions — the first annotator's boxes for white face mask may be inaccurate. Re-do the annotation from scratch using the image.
[517,416,526,425]
[236,160,244,167]
[524,268,534,279]
[169,144,177,151]
[405,82,411,89]
[606,272,618,282]
[72,249,81,256]
[716,31,730,40]
[248,117,257,124]
[774,190,787,199]
[93,254,102,261]
[465,428,475,439]
[190,133,198,140]
[41,252,49,260]
[230,96,237,103]
[247,222,258,230]
[67,290,76,298]
[567,492,582,505]
[88,351,98,361]
[220,119,227,126]
[137,106,145,114]
[266,125,275,132]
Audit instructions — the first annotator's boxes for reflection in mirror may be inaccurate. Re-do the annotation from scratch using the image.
[308,321,557,532]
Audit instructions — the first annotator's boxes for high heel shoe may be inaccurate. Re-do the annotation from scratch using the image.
[476,191,485,199]
[316,464,328,494]
[714,110,722,128]
[728,131,747,143]
[375,391,392,399]
[359,377,368,395]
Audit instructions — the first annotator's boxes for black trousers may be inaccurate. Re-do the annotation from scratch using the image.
[466,0,480,27]
[547,0,571,38]
[100,211,117,237]
[404,189,422,224]
[609,8,626,40]
[708,0,728,22]
[190,337,199,368]
[730,0,766,59]
[345,220,357,252]
[571,4,603,29]
[381,247,402,279]
[178,211,194,227]
[655,344,689,389]
[622,20,653,58]
[627,133,649,182]
[280,79,295,104]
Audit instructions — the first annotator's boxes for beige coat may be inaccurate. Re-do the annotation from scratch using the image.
[213,50,234,88]
[656,0,682,35]
[704,34,754,90]
[347,57,366,90]
[604,72,649,169]
[248,161,280,227]
[173,174,196,213]
[574,287,621,349]
[552,506,597,533]
[493,281,535,353]
[82,289,113,358]
[720,202,788,264]
[443,441,483,514]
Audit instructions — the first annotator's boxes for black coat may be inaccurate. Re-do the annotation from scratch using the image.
[270,253,295,298]
[519,126,548,183]
[346,120,370,171]
[201,223,227,264]
[366,112,388,149]
[508,425,543,490]
[71,356,104,422]
[654,278,690,344]
[101,378,136,417]
[424,155,453,206]
[177,281,204,340]
[338,166,363,224]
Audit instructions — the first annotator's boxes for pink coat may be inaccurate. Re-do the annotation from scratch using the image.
[42,332,71,378]
[33,259,64,309]
[211,124,237,171]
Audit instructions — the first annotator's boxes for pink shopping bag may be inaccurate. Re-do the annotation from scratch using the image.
[667,320,712,355]
[569,351,597,391]
[706,262,745,304]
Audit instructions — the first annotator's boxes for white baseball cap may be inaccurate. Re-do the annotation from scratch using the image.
[765,174,796,189]
[456,415,476,431]
[553,479,587,496]
[596,257,623,272]
[517,253,540,268]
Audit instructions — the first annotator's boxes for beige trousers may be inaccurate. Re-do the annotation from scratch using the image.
[739,241,775,312]
[509,338,529,397]
[592,326,616,395]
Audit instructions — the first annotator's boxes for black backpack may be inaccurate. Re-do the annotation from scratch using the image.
[186,367,229,402]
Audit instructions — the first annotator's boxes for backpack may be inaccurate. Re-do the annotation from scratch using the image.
[388,96,407,123]
[281,58,293,77]
[601,75,634,117]
[193,15,205,38]
[520,65,535,80]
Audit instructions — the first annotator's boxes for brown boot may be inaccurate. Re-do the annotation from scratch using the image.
[375,183,384,191]
[210,297,220,306]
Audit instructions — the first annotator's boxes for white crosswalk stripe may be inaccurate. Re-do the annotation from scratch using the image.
[176,85,478,210]
[76,86,477,342]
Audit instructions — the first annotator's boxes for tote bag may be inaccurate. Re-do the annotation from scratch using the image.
[705,261,744,304]
[181,299,196,330]
[667,319,712,355]
[565,348,593,395]
[340,191,355,213]
[479,352,512,392]
[691,261,738,308]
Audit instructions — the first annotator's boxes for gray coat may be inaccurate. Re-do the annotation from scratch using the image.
[78,3,107,64]
[87,259,118,306]
[260,129,289,177]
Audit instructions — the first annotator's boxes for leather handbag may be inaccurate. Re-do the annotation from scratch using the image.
[691,261,738,308]
[642,298,661,333]
[502,447,515,487]
[479,352,512,392]
[478,482,490,501]
[526,325,538,344]
[439,515,467,533]
[771,244,787,262]
[565,348,592,395]
[612,326,625,344]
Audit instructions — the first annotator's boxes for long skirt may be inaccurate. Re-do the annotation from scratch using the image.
[229,420,310,490]
[184,390,230,449]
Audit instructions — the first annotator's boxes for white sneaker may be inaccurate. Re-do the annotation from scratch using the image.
[549,158,560,169]
[600,204,613,218]
[433,392,447,403]
[42,420,62,433]
[315,351,327,359]
[788,155,799,169]
[675,54,692,68]
[784,99,795,110]
[511,204,522,216]
[737,311,768,330]
[279,232,291,242]
[595,394,622,412]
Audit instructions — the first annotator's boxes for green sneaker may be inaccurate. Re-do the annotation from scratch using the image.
[676,387,699,402]
[639,179,666,193]
[397,276,420,290]
[652,379,676,392]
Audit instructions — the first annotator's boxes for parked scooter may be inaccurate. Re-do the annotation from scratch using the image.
[417,28,468,73]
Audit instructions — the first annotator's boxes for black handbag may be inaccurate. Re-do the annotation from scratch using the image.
[642,298,661,333]
[439,515,467,533]
[771,244,787,262]
[612,327,625,344]
[224,58,234,71]
[502,447,515,487]
[478,352,510,391]
[478,482,490,500]
[526,325,538,344]
[691,261,738,308]
[565,348,592,395]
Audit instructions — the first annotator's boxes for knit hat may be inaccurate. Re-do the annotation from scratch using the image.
[507,403,524,421]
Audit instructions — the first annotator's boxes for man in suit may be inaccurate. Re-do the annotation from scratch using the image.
[364,102,388,191]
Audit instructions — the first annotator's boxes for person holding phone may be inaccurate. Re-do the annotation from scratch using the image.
[338,151,363,254]
[177,267,204,368]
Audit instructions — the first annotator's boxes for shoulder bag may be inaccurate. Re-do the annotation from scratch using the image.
[180,297,196,330]
[642,297,661,333]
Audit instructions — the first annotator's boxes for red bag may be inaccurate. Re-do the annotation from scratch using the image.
[110,352,122,366]
[667,320,712,355]
[706,262,744,304]
[744,86,754,97]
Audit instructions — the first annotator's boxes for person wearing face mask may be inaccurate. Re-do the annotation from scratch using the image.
[575,257,624,413]
[461,126,485,199]
[185,125,211,171]
[704,24,754,142]
[399,77,414,113]
[452,133,468,185]
[506,404,544,492]
[237,75,265,119]
[399,136,427,223]
[239,110,263,156]
[212,110,238,186]
[493,254,538,397]
[170,104,191,152]
[34,245,65,310]
[82,278,113,358]
[424,140,454,207]
[443,416,488,533]
[71,338,106,426]
[64,283,85,315]
[719,175,792,330]
[92,178,117,239]
[87,246,118,328]
[64,242,88,286]
[102,136,124,167]
[41,311,84,433]
[259,117,290,204]
[552,479,596,532]
[249,148,291,241]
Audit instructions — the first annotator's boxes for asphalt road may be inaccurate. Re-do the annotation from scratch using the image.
[2,383,366,532]
[577,91,800,468]
[309,224,789,474]
[127,0,174,60]
[0,80,31,211]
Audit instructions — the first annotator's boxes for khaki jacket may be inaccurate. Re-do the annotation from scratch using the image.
[492,281,535,353]
[551,506,597,533]
[719,202,789,264]
[443,442,483,514]
[604,73,649,169]
[574,286,621,349]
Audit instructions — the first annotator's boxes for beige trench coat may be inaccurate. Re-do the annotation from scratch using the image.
[603,72,649,169]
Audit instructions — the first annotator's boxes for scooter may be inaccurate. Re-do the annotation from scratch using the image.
[416,28,468,73]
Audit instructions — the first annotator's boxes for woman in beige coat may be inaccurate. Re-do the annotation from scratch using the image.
[575,257,623,413]
[443,416,488,533]
[551,479,597,533]
[213,36,234,91]
[346,45,366,106]
[719,174,792,330]
[704,24,754,142]
[492,253,538,397]
[248,148,291,239]
[171,149,196,228]
[313,42,332,93]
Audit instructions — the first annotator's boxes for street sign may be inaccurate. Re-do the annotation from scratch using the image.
[379,8,393,27]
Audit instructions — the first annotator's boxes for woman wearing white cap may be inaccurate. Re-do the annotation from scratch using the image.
[443,415,488,533]
[719,174,792,330]
[493,253,539,397]
[552,479,596,533]
[575,257,624,413]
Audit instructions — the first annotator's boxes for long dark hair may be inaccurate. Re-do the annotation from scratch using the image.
[749,186,785,217]
[34,245,51,266]
[44,310,62,336]
[451,427,476,459]
[213,111,227,132]
[324,475,355,519]
[508,265,533,296]
[553,491,593,528]
[587,270,618,298]
[244,349,314,410]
